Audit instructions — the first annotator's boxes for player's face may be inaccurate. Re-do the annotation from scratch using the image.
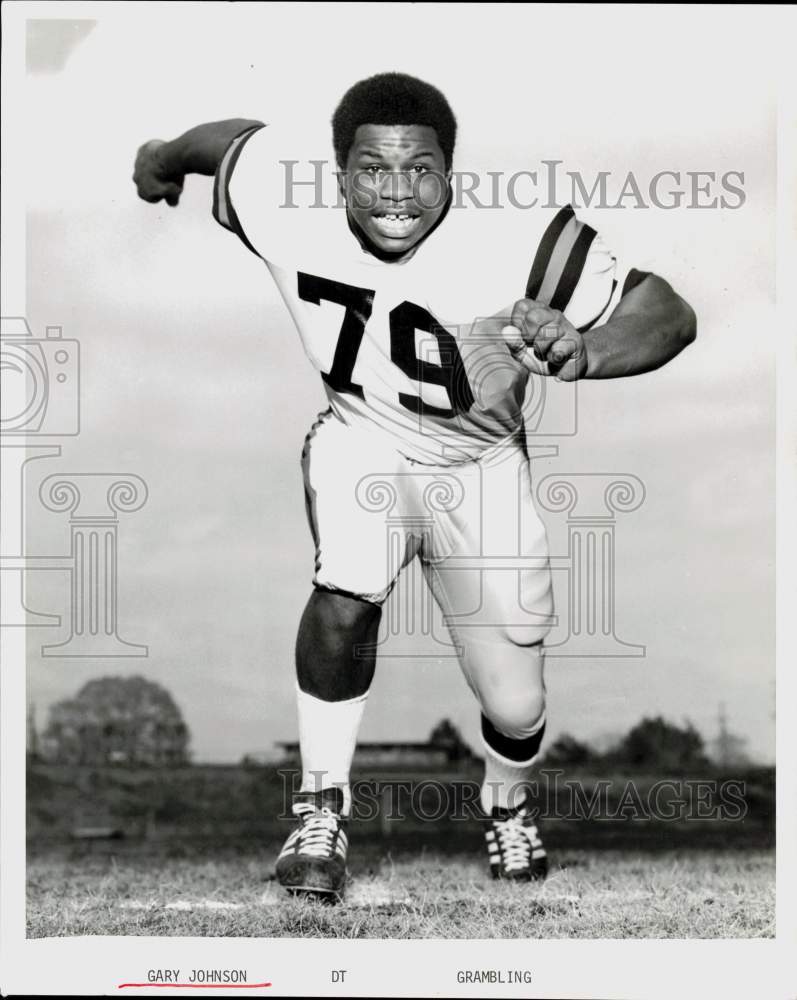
[343,124,450,256]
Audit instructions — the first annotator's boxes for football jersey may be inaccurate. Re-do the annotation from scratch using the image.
[213,122,632,465]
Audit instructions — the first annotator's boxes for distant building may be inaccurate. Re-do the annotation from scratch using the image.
[276,718,478,772]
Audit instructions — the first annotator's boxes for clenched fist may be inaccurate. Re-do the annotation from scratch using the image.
[132,140,184,207]
[501,300,588,381]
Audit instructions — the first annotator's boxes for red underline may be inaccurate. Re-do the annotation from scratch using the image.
[118,984,271,990]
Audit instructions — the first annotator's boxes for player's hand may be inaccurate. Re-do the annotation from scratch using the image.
[501,300,588,381]
[132,140,184,206]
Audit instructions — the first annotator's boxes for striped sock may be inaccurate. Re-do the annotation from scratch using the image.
[480,713,546,813]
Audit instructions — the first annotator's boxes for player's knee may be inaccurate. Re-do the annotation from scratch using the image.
[500,620,552,649]
[478,653,546,738]
[482,687,546,740]
[464,634,546,736]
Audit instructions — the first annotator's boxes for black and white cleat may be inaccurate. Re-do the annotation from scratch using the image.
[484,796,548,882]
[275,787,348,901]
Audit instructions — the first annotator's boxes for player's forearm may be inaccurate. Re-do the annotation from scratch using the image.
[158,119,264,177]
[583,274,697,379]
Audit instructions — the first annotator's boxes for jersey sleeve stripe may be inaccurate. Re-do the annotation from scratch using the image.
[548,222,598,312]
[213,131,248,230]
[212,125,265,256]
[534,215,587,305]
[525,205,575,299]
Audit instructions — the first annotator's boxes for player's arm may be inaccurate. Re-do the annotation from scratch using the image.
[133,119,263,206]
[583,272,696,378]
[505,273,696,382]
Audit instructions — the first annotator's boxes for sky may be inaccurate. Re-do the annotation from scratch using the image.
[15,4,776,763]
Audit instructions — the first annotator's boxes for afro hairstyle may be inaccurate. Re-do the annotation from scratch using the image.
[332,72,457,170]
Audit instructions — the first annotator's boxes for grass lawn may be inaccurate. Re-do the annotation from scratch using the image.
[27,843,774,939]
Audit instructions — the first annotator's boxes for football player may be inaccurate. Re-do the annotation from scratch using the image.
[134,73,696,898]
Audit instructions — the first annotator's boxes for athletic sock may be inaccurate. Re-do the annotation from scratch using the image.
[296,684,368,816]
[480,712,546,813]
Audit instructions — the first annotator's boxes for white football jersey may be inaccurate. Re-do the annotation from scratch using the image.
[214,123,632,464]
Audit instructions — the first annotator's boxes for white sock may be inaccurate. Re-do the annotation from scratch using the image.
[480,712,546,813]
[296,684,368,815]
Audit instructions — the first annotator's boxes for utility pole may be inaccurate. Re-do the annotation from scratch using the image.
[26,702,39,761]
[712,702,749,768]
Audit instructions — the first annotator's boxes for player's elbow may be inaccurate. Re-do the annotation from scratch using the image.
[637,273,697,352]
[677,296,697,348]
[649,274,697,350]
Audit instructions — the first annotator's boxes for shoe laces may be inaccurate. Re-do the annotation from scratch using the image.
[493,811,536,872]
[292,802,341,858]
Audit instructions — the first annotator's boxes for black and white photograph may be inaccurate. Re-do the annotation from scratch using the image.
[1,2,795,997]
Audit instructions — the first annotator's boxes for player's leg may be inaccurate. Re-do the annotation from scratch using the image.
[294,413,411,808]
[462,635,549,881]
[421,442,553,879]
[290,589,379,834]
[276,412,413,897]
[455,632,548,814]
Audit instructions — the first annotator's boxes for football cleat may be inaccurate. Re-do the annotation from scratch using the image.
[484,796,548,881]
[275,787,348,899]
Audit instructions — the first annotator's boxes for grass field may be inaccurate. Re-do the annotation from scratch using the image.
[27,843,774,939]
[26,764,775,938]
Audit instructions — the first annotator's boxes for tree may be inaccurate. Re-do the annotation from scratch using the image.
[542,734,594,767]
[612,716,709,772]
[429,719,472,761]
[42,676,190,766]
